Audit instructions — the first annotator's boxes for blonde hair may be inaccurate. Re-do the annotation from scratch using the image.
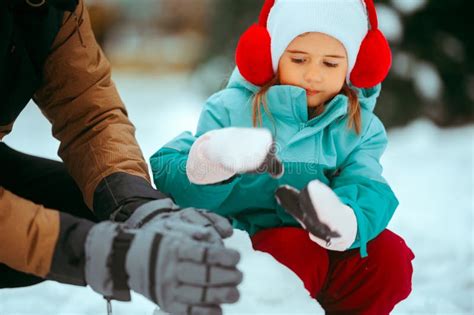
[341,83,361,134]
[251,75,279,127]
[251,75,361,134]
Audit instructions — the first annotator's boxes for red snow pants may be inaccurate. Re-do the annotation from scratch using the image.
[251,228,414,315]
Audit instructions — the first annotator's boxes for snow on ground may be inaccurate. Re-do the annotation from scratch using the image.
[0,73,472,314]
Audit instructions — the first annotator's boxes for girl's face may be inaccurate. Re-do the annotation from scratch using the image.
[278,32,348,108]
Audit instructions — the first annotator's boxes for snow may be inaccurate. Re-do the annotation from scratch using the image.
[390,0,428,15]
[439,34,466,64]
[391,54,444,101]
[392,51,414,80]
[412,62,443,101]
[1,72,473,314]
[376,4,403,43]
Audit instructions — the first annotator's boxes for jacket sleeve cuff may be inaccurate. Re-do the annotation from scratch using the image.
[93,172,167,221]
[46,212,95,286]
[340,197,368,258]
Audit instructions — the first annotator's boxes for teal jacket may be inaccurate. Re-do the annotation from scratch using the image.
[150,69,398,257]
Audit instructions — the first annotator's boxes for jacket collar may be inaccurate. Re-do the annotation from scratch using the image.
[226,67,381,130]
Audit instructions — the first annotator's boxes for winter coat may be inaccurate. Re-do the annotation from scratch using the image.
[0,0,152,277]
[150,69,398,256]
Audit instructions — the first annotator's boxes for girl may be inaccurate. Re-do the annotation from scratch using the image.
[151,0,414,313]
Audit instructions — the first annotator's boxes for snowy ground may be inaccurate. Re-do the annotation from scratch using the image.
[0,73,472,315]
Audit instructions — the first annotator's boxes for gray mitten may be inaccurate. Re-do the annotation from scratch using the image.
[124,199,234,244]
[85,221,242,315]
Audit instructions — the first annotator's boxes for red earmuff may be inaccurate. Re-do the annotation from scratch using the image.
[235,0,275,86]
[350,0,392,88]
[236,0,392,88]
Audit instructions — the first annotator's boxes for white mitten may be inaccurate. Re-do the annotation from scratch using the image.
[275,180,357,251]
[187,127,283,185]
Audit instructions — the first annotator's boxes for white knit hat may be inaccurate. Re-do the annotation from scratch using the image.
[267,0,369,78]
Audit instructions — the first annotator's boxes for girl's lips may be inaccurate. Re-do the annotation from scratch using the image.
[306,90,320,96]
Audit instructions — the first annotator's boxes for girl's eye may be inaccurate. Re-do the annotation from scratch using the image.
[291,58,306,64]
[324,61,338,68]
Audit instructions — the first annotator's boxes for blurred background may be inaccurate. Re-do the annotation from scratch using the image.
[86,0,472,128]
[1,1,472,314]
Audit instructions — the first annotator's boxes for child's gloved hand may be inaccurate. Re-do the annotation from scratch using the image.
[186,127,284,185]
[275,180,357,251]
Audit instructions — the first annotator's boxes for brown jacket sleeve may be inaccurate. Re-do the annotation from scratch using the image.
[0,0,166,278]
[0,187,59,277]
[33,0,150,211]
[0,187,95,281]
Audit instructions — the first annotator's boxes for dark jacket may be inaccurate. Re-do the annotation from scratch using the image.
[0,0,158,277]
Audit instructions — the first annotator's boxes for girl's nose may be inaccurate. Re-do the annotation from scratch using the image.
[304,65,323,84]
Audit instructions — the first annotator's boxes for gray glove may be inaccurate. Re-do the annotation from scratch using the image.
[85,221,242,315]
[124,198,233,244]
